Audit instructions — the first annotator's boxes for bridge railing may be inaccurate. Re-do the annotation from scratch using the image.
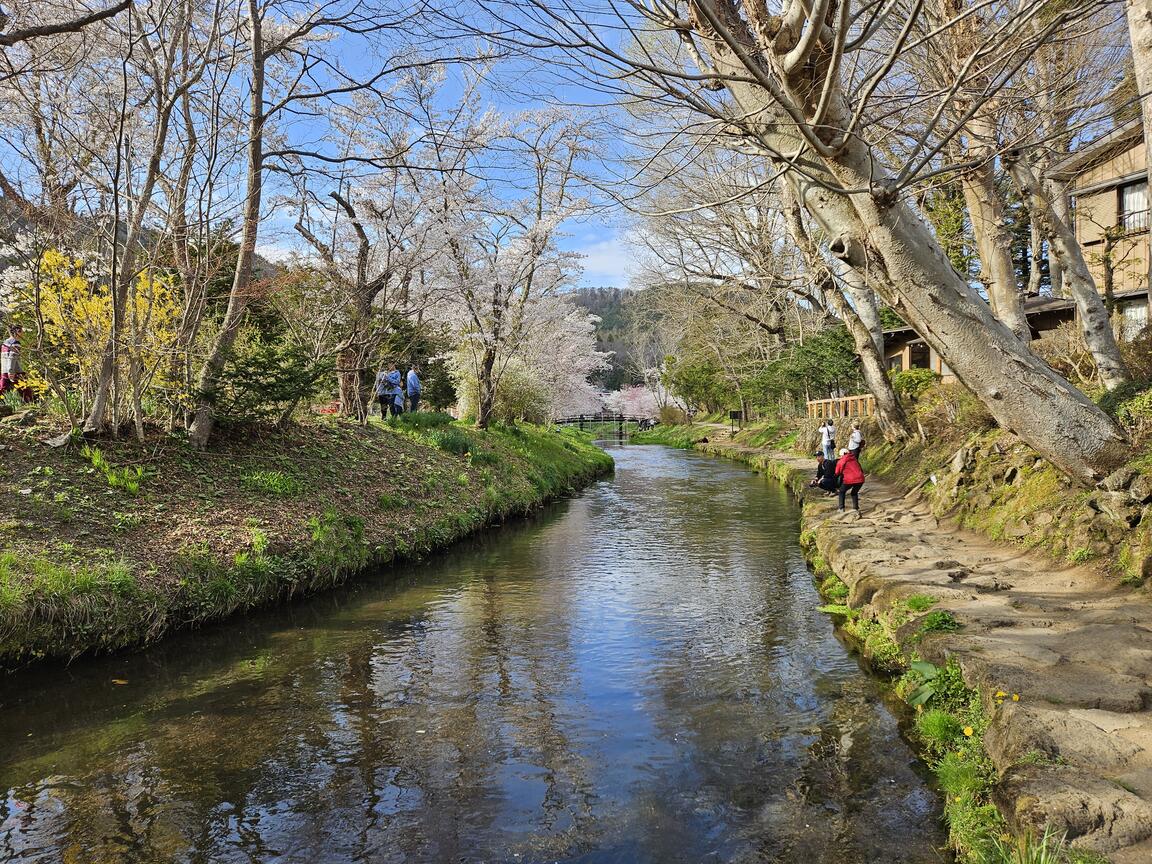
[806,395,875,419]
[554,413,652,425]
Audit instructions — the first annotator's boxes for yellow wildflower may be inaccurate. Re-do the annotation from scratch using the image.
[1012,694,1020,701]
[995,690,1006,698]
[963,726,974,737]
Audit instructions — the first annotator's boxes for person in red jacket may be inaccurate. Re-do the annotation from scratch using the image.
[834,447,865,512]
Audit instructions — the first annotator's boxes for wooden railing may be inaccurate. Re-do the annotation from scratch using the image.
[806,394,875,419]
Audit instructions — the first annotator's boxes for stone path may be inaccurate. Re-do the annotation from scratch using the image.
[707,441,1152,860]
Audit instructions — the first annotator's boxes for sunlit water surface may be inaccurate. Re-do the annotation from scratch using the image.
[0,445,945,863]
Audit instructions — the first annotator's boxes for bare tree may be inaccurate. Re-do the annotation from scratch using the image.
[187,0,453,448]
[0,0,132,48]
[464,0,1130,481]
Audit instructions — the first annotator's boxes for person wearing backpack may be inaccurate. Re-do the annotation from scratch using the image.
[847,420,865,455]
[834,447,865,512]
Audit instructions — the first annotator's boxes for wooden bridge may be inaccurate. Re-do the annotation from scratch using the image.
[554,413,655,434]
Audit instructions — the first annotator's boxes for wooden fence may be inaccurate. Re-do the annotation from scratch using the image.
[806,395,875,419]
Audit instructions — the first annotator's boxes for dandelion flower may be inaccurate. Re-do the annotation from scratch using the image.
[963,726,974,737]
[1012,694,1020,701]
[995,690,1006,698]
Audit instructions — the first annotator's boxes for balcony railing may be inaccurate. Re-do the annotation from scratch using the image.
[806,394,876,419]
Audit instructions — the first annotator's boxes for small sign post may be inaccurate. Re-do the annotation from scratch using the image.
[729,409,743,435]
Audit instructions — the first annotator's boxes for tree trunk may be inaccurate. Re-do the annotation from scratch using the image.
[960,114,1031,340]
[780,187,910,441]
[1125,0,1152,315]
[337,342,366,421]
[686,0,1130,482]
[1028,215,1045,297]
[1044,177,1071,298]
[188,3,263,450]
[476,347,497,430]
[1005,153,1129,391]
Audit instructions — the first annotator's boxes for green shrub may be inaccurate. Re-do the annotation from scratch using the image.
[216,334,329,425]
[922,609,961,633]
[890,368,940,401]
[819,573,849,601]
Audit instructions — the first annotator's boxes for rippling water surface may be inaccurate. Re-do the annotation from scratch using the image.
[0,444,945,863]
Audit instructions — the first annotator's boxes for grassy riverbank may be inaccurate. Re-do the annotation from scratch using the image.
[0,414,612,667]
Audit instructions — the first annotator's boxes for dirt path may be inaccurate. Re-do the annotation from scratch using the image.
[708,441,1152,860]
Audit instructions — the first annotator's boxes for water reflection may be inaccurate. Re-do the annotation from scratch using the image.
[0,446,945,863]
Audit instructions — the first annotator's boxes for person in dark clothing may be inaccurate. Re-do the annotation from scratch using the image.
[834,448,865,512]
[809,452,838,494]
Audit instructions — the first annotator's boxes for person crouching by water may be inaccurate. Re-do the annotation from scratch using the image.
[375,362,404,418]
[834,447,865,512]
[809,451,838,495]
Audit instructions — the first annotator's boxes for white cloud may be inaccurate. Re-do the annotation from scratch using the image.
[571,234,635,288]
[254,241,302,264]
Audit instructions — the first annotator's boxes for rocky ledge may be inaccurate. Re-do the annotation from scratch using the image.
[719,443,1152,861]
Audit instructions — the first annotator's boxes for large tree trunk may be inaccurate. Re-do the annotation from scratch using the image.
[688,0,1128,483]
[476,347,497,430]
[188,3,263,450]
[337,342,367,421]
[1125,0,1152,314]
[1006,153,1129,391]
[780,187,910,440]
[960,114,1031,340]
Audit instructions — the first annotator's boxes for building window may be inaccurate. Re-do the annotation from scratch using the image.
[887,355,903,372]
[1119,180,1149,232]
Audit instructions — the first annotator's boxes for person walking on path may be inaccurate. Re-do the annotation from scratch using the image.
[0,324,31,403]
[847,420,865,455]
[375,362,404,418]
[406,363,422,414]
[834,447,865,512]
[819,419,837,461]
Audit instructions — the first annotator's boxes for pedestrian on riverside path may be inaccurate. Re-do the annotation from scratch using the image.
[835,447,865,512]
[375,362,404,418]
[820,419,837,461]
[0,324,32,403]
[848,420,865,455]
[406,363,422,413]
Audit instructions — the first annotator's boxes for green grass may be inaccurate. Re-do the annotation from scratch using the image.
[0,420,613,667]
[922,609,962,633]
[629,423,714,448]
[906,593,938,612]
[241,469,304,496]
[916,708,965,755]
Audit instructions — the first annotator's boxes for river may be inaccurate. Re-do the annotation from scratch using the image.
[0,444,946,863]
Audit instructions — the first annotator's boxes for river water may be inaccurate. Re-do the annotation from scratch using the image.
[0,445,945,863]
